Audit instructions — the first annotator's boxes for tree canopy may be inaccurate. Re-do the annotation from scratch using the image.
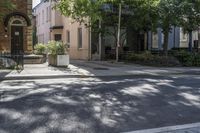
[0,0,15,19]
[55,0,200,55]
[55,0,159,31]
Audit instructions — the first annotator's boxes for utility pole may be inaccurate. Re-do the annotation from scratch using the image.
[116,2,122,62]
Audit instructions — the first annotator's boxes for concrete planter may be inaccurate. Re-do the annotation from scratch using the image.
[24,54,47,64]
[57,55,69,66]
[48,54,69,66]
[48,55,56,66]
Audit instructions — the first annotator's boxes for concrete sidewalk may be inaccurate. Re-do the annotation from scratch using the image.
[0,63,81,80]
[0,60,200,80]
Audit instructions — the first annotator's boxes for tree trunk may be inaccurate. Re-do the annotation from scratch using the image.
[146,31,149,50]
[163,31,169,56]
[188,31,193,52]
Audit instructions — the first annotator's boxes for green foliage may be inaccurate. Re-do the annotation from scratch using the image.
[55,0,159,30]
[0,0,16,19]
[47,41,67,56]
[125,51,180,66]
[55,0,104,25]
[34,43,47,55]
[174,50,200,66]
[179,0,200,32]
[193,54,200,66]
[55,0,200,56]
[174,50,194,66]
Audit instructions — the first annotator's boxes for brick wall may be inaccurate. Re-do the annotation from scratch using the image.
[0,0,33,53]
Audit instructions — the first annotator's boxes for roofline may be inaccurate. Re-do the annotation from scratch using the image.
[32,0,46,10]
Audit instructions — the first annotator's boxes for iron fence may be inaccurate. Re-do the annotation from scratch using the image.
[0,50,24,70]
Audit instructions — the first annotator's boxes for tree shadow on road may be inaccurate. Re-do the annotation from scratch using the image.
[0,76,200,133]
[0,70,12,80]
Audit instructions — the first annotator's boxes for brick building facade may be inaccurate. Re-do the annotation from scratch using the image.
[0,0,33,54]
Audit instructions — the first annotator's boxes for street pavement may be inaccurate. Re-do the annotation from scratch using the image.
[0,74,200,132]
[0,61,200,133]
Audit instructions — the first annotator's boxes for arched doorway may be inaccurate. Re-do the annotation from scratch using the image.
[10,19,25,54]
[3,12,31,54]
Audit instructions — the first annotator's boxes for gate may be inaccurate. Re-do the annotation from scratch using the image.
[0,50,24,70]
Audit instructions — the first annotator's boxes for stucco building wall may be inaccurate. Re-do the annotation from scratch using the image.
[34,1,90,60]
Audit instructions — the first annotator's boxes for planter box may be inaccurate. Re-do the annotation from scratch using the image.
[48,54,69,66]
[57,55,69,66]
[48,55,56,66]
[24,54,46,64]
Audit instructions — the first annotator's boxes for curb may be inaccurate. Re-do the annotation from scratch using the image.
[0,74,171,81]
[0,72,199,81]
[124,122,200,133]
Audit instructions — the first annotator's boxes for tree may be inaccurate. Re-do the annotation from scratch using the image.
[55,0,104,25]
[126,0,159,50]
[0,0,15,19]
[179,0,200,52]
[157,0,182,56]
[55,0,161,60]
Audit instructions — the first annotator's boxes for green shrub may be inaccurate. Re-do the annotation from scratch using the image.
[34,43,47,55]
[193,53,200,66]
[125,51,180,66]
[47,41,67,56]
[175,50,193,66]
[173,50,200,66]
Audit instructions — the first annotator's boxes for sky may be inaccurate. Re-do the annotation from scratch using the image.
[32,0,41,8]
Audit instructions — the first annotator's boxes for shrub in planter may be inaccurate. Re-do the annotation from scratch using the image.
[34,43,47,63]
[47,41,69,66]
[34,43,47,55]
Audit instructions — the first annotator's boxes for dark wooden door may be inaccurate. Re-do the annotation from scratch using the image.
[11,26,23,54]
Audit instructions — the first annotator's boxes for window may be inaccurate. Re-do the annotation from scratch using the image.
[180,28,187,41]
[54,34,62,41]
[12,20,22,25]
[42,10,44,24]
[46,7,48,22]
[152,33,158,48]
[78,28,82,48]
[38,13,40,26]
[66,30,70,43]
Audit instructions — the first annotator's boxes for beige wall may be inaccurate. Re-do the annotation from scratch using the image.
[34,1,90,60]
[62,17,90,60]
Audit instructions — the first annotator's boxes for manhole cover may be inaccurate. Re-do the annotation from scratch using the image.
[93,67,109,70]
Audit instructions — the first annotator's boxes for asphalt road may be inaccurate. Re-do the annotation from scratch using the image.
[0,75,200,133]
